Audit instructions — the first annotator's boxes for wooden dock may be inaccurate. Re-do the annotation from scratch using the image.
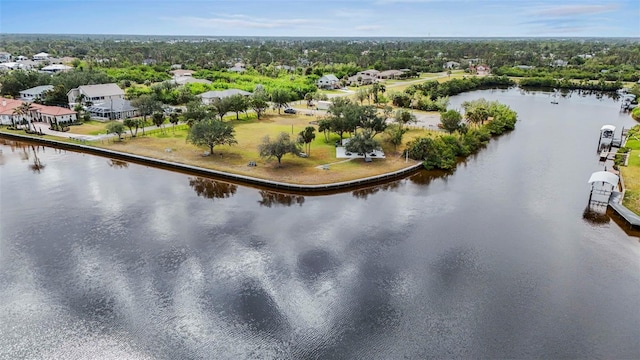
[609,192,640,227]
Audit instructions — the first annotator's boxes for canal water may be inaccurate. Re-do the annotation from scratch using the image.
[1,88,639,359]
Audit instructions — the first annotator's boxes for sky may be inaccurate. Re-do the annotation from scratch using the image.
[1,0,638,38]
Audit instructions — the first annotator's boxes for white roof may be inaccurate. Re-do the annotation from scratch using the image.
[20,85,54,94]
[34,52,49,57]
[588,171,619,186]
[42,64,72,71]
[199,89,252,99]
[76,83,125,97]
[600,125,615,132]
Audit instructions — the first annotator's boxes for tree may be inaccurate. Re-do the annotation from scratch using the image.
[462,99,490,126]
[250,89,270,119]
[385,124,407,152]
[440,109,463,134]
[394,109,417,129]
[211,97,231,120]
[270,88,291,114]
[106,121,125,141]
[123,117,139,137]
[187,117,238,155]
[358,105,387,137]
[370,82,386,106]
[169,112,179,134]
[355,88,369,105]
[152,112,165,132]
[227,94,248,120]
[183,100,208,126]
[131,94,162,123]
[258,132,301,166]
[345,129,380,162]
[12,102,35,129]
[41,84,69,107]
[298,126,316,156]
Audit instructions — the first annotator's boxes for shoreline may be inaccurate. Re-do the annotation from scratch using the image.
[0,132,424,194]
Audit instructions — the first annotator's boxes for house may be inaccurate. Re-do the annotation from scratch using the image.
[0,52,11,62]
[170,69,194,77]
[198,89,252,105]
[347,73,377,86]
[41,64,73,73]
[0,98,77,126]
[360,69,380,77]
[173,76,212,86]
[33,52,50,61]
[377,69,405,79]
[85,98,138,120]
[15,55,28,61]
[31,104,78,125]
[551,59,568,67]
[515,65,534,70]
[170,64,183,69]
[317,74,340,89]
[67,83,125,106]
[142,58,157,66]
[443,61,460,69]
[474,65,491,75]
[19,85,54,102]
[227,65,245,73]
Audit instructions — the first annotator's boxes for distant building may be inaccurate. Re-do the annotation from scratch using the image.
[199,89,252,105]
[317,74,340,89]
[227,65,245,73]
[0,52,11,62]
[347,73,377,86]
[33,52,50,61]
[443,61,460,69]
[41,64,73,73]
[377,69,405,79]
[20,85,54,102]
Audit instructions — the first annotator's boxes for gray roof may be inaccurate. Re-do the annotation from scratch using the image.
[174,77,212,85]
[77,83,125,98]
[20,85,54,95]
[320,74,339,82]
[88,98,137,112]
[199,89,252,99]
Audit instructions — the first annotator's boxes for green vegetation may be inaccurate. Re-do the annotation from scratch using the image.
[258,132,301,166]
[406,100,517,170]
[620,126,640,214]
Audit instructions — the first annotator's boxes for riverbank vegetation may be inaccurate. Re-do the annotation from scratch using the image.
[406,100,517,170]
[620,126,640,214]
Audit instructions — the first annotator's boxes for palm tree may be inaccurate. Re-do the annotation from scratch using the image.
[12,102,36,130]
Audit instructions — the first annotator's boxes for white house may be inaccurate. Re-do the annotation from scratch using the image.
[0,52,11,63]
[41,64,72,74]
[19,85,54,102]
[32,104,78,125]
[198,89,252,105]
[443,61,460,69]
[317,74,340,89]
[67,83,125,106]
[0,98,77,126]
[33,52,50,61]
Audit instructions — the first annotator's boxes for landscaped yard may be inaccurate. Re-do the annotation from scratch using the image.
[69,113,425,185]
[620,135,640,214]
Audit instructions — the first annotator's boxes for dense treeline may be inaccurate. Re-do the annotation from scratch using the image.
[1,35,638,73]
[407,100,518,170]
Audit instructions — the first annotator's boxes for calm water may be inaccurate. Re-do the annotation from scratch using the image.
[1,88,639,359]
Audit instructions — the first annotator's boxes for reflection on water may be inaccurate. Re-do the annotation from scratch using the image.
[108,159,129,169]
[258,190,305,207]
[352,181,401,199]
[1,89,639,359]
[189,177,237,199]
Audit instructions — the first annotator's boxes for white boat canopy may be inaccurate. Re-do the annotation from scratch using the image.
[588,171,619,186]
[600,125,616,132]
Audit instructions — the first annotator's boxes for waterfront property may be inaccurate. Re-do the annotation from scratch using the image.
[67,83,125,107]
[0,98,77,126]
[85,98,138,120]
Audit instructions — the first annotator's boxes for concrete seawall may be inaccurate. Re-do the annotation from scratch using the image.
[0,132,424,194]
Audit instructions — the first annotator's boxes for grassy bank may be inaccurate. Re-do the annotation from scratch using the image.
[620,128,640,214]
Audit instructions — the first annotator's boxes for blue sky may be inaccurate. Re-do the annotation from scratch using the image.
[1,0,638,37]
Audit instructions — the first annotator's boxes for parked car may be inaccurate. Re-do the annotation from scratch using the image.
[284,108,297,114]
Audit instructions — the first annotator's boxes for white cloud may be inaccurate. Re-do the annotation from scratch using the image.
[530,4,619,17]
[169,14,319,29]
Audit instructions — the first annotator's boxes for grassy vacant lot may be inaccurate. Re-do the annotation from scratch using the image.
[84,113,423,185]
[621,136,640,214]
